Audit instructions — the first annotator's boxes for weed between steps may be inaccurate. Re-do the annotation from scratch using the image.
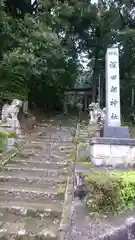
[56,183,67,196]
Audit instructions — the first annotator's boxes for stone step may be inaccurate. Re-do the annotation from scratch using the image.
[59,149,73,154]
[16,153,35,159]
[21,147,72,155]
[60,145,73,150]
[29,139,48,144]
[49,151,72,158]
[30,140,73,146]
[30,139,51,143]
[0,194,63,206]
[79,131,88,134]
[0,218,58,240]
[0,200,62,219]
[35,136,60,140]
[16,150,71,159]
[79,133,88,136]
[0,174,67,186]
[0,177,66,189]
[20,149,43,153]
[24,143,44,148]
[3,166,64,172]
[0,184,65,201]
[36,136,73,142]
[2,168,68,177]
[13,154,69,163]
[6,161,68,170]
[22,155,70,162]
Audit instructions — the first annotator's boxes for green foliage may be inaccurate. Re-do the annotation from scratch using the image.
[7,133,16,138]
[85,172,135,214]
[0,132,8,138]
[0,131,16,153]
[0,0,135,112]
[0,133,7,153]
[0,1,79,108]
[0,132,16,138]
[0,142,4,153]
[77,156,94,168]
[69,149,76,163]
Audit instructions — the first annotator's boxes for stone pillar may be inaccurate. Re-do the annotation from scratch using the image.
[101,47,130,138]
[105,47,121,126]
[23,101,28,113]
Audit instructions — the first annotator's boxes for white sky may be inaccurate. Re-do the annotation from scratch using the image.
[91,0,98,3]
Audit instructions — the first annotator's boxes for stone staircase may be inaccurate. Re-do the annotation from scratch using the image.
[0,124,74,240]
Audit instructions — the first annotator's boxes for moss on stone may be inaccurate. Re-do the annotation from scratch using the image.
[74,136,85,145]
[0,132,16,138]
[69,149,76,163]
[76,156,94,168]
[0,134,7,153]
[78,143,89,150]
[56,183,66,196]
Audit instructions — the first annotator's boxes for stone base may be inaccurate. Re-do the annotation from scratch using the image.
[90,137,135,167]
[100,126,130,138]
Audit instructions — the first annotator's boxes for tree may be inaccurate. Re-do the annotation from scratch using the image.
[0,0,135,116]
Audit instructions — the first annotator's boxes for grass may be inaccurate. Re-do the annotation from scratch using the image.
[69,149,76,163]
[0,131,17,154]
[76,156,94,168]
[84,171,135,215]
[57,183,66,196]
[0,139,5,153]
[74,136,85,144]
[0,132,16,138]
[0,133,8,153]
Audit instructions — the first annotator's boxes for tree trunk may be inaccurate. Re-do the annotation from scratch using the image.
[92,76,97,102]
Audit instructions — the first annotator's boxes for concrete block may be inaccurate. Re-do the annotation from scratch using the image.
[77,142,90,161]
[90,137,135,167]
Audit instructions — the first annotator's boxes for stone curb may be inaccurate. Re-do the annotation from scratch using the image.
[58,120,80,240]
[74,122,80,143]
[58,176,73,240]
[0,131,43,167]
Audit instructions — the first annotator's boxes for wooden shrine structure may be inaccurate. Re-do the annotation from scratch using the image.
[63,87,93,113]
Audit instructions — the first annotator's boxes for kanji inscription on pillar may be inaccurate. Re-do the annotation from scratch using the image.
[105,48,121,126]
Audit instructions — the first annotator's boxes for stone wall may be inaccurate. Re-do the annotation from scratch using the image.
[90,138,135,167]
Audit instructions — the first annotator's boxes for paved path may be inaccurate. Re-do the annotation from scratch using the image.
[0,121,74,240]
